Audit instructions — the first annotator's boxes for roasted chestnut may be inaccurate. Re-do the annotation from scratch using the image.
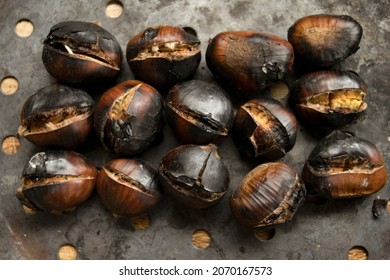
[206,31,294,93]
[16,150,97,214]
[42,21,122,84]
[159,144,229,209]
[165,80,234,145]
[288,14,363,67]
[94,80,163,155]
[230,162,306,228]
[18,84,94,149]
[291,70,367,128]
[126,25,201,88]
[96,158,161,217]
[302,130,387,199]
[232,98,297,161]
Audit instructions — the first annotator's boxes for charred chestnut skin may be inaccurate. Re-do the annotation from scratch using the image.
[16,150,97,214]
[18,84,94,149]
[232,98,297,161]
[158,144,229,209]
[42,21,122,84]
[291,70,368,128]
[165,80,234,145]
[302,130,387,199]
[94,80,163,156]
[230,162,306,228]
[288,14,363,67]
[96,158,161,217]
[126,25,201,88]
[206,31,294,93]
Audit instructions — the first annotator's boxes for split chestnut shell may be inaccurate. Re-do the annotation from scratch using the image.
[16,150,97,214]
[230,162,306,228]
[96,158,161,217]
[302,130,387,199]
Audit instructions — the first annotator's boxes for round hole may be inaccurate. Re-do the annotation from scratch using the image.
[15,19,34,38]
[270,81,289,101]
[105,0,123,18]
[1,76,19,95]
[58,244,78,260]
[2,135,20,155]
[191,229,211,249]
[183,26,198,38]
[254,228,275,241]
[131,214,151,230]
[348,246,368,260]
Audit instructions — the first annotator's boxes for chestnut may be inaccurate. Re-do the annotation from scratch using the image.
[126,25,201,88]
[18,84,94,149]
[94,80,163,156]
[158,144,229,209]
[291,70,367,128]
[230,162,306,228]
[288,14,363,67]
[165,80,234,145]
[42,21,122,84]
[16,150,97,214]
[96,158,161,217]
[302,130,387,199]
[232,98,297,161]
[206,31,294,93]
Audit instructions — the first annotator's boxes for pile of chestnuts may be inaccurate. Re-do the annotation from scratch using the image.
[15,14,387,237]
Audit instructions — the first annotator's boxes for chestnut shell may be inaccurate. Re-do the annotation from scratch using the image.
[42,21,122,84]
[165,80,234,144]
[96,158,161,217]
[206,31,294,93]
[291,70,367,128]
[94,80,163,155]
[302,130,387,199]
[232,98,297,161]
[158,144,229,209]
[16,150,97,214]
[288,14,363,67]
[126,25,201,88]
[18,84,94,149]
[230,162,306,228]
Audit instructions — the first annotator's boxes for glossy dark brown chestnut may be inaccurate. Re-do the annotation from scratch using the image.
[288,14,363,67]
[18,84,94,149]
[42,21,122,84]
[16,150,97,214]
[159,144,229,209]
[230,162,306,228]
[302,130,387,199]
[94,80,163,156]
[206,31,294,93]
[126,25,201,88]
[291,70,367,128]
[232,98,297,161]
[96,158,161,217]
[165,80,234,145]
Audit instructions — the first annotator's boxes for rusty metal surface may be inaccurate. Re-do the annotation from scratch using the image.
[0,0,389,260]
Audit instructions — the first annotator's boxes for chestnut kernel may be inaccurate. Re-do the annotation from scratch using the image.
[96,158,161,218]
[232,98,297,161]
[291,70,367,128]
[159,144,229,209]
[16,150,97,214]
[230,162,306,228]
[165,80,234,145]
[42,21,122,84]
[288,14,363,67]
[126,25,201,88]
[94,80,163,155]
[302,130,387,199]
[18,84,94,149]
[206,31,294,93]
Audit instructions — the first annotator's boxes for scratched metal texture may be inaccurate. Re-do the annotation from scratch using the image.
[0,0,389,260]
